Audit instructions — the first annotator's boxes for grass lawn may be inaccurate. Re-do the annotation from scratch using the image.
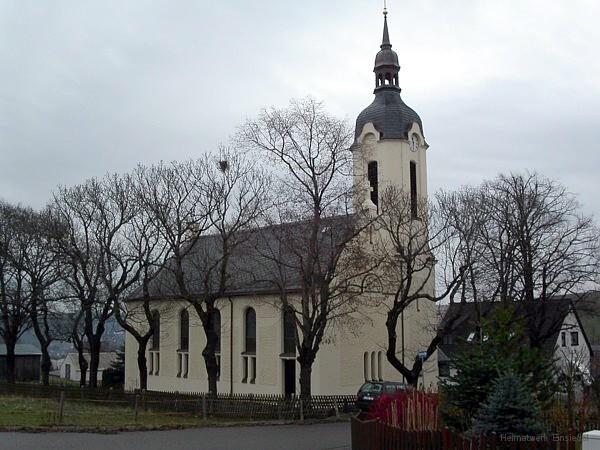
[0,395,219,429]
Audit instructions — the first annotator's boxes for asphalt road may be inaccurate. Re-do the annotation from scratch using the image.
[0,422,351,450]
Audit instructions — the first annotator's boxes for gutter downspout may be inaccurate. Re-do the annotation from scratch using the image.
[229,296,234,395]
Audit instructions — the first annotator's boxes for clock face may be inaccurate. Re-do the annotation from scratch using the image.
[410,134,420,152]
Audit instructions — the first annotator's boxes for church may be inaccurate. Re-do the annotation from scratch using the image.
[124,9,438,395]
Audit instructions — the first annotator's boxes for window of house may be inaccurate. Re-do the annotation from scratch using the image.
[363,352,369,381]
[410,161,418,219]
[242,308,257,383]
[283,307,296,355]
[439,362,450,378]
[367,161,378,208]
[442,335,453,345]
[561,331,566,347]
[571,331,579,346]
[377,351,383,381]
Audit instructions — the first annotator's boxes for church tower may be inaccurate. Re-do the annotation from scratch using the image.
[353,8,428,212]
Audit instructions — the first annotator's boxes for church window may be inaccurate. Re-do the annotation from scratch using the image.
[377,351,383,381]
[410,161,418,219]
[180,309,189,351]
[245,308,256,353]
[370,352,376,381]
[211,309,221,381]
[151,310,160,350]
[363,352,369,381]
[367,161,379,208]
[149,310,160,376]
[178,309,190,378]
[283,307,296,355]
[242,307,257,384]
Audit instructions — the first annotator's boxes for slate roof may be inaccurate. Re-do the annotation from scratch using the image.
[355,89,423,141]
[438,299,591,359]
[128,216,351,302]
[0,343,41,356]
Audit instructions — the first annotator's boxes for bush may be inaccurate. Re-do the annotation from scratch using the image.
[368,390,440,431]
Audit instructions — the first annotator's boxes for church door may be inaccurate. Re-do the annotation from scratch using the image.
[284,360,295,397]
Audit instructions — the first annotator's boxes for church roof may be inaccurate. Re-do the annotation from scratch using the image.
[355,90,422,140]
[128,216,352,301]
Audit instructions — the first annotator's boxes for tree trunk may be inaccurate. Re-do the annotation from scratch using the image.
[40,344,51,386]
[88,338,101,387]
[203,348,219,396]
[77,349,88,387]
[299,360,312,401]
[385,311,421,387]
[4,339,16,385]
[137,340,148,391]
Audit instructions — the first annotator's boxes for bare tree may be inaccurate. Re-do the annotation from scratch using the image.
[238,98,377,399]
[439,173,600,350]
[374,187,464,386]
[9,206,63,385]
[111,168,170,390]
[137,149,268,395]
[0,201,31,384]
[51,175,137,388]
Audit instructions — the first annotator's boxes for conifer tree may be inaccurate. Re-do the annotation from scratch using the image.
[473,372,544,436]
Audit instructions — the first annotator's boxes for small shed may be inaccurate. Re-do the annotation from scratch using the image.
[0,343,42,382]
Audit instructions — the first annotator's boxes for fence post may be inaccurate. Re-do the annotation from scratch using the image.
[58,391,65,425]
[334,400,340,419]
[134,393,139,423]
[202,394,207,421]
[300,398,304,423]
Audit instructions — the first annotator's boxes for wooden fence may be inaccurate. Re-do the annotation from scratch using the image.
[351,416,582,450]
[0,383,356,420]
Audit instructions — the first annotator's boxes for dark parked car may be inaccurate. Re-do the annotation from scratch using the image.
[355,381,407,411]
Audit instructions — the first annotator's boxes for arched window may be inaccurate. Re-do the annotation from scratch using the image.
[180,309,189,351]
[211,309,221,381]
[283,307,296,355]
[363,352,369,381]
[245,308,256,353]
[367,161,378,208]
[410,161,418,219]
[151,310,160,350]
[211,309,221,354]
[371,352,377,381]
[378,351,383,381]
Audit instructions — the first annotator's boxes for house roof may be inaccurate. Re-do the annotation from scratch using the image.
[571,291,600,346]
[438,298,592,359]
[0,344,42,356]
[63,352,117,371]
[128,216,352,302]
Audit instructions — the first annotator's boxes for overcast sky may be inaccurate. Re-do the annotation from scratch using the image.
[1,0,599,218]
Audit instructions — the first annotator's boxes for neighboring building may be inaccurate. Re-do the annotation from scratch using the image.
[573,291,600,379]
[58,352,118,385]
[124,9,439,395]
[0,343,41,382]
[437,300,593,380]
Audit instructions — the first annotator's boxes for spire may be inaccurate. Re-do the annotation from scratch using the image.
[373,4,400,92]
[382,6,391,49]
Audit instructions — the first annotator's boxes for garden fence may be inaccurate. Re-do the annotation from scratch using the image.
[351,416,583,450]
[0,382,356,421]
